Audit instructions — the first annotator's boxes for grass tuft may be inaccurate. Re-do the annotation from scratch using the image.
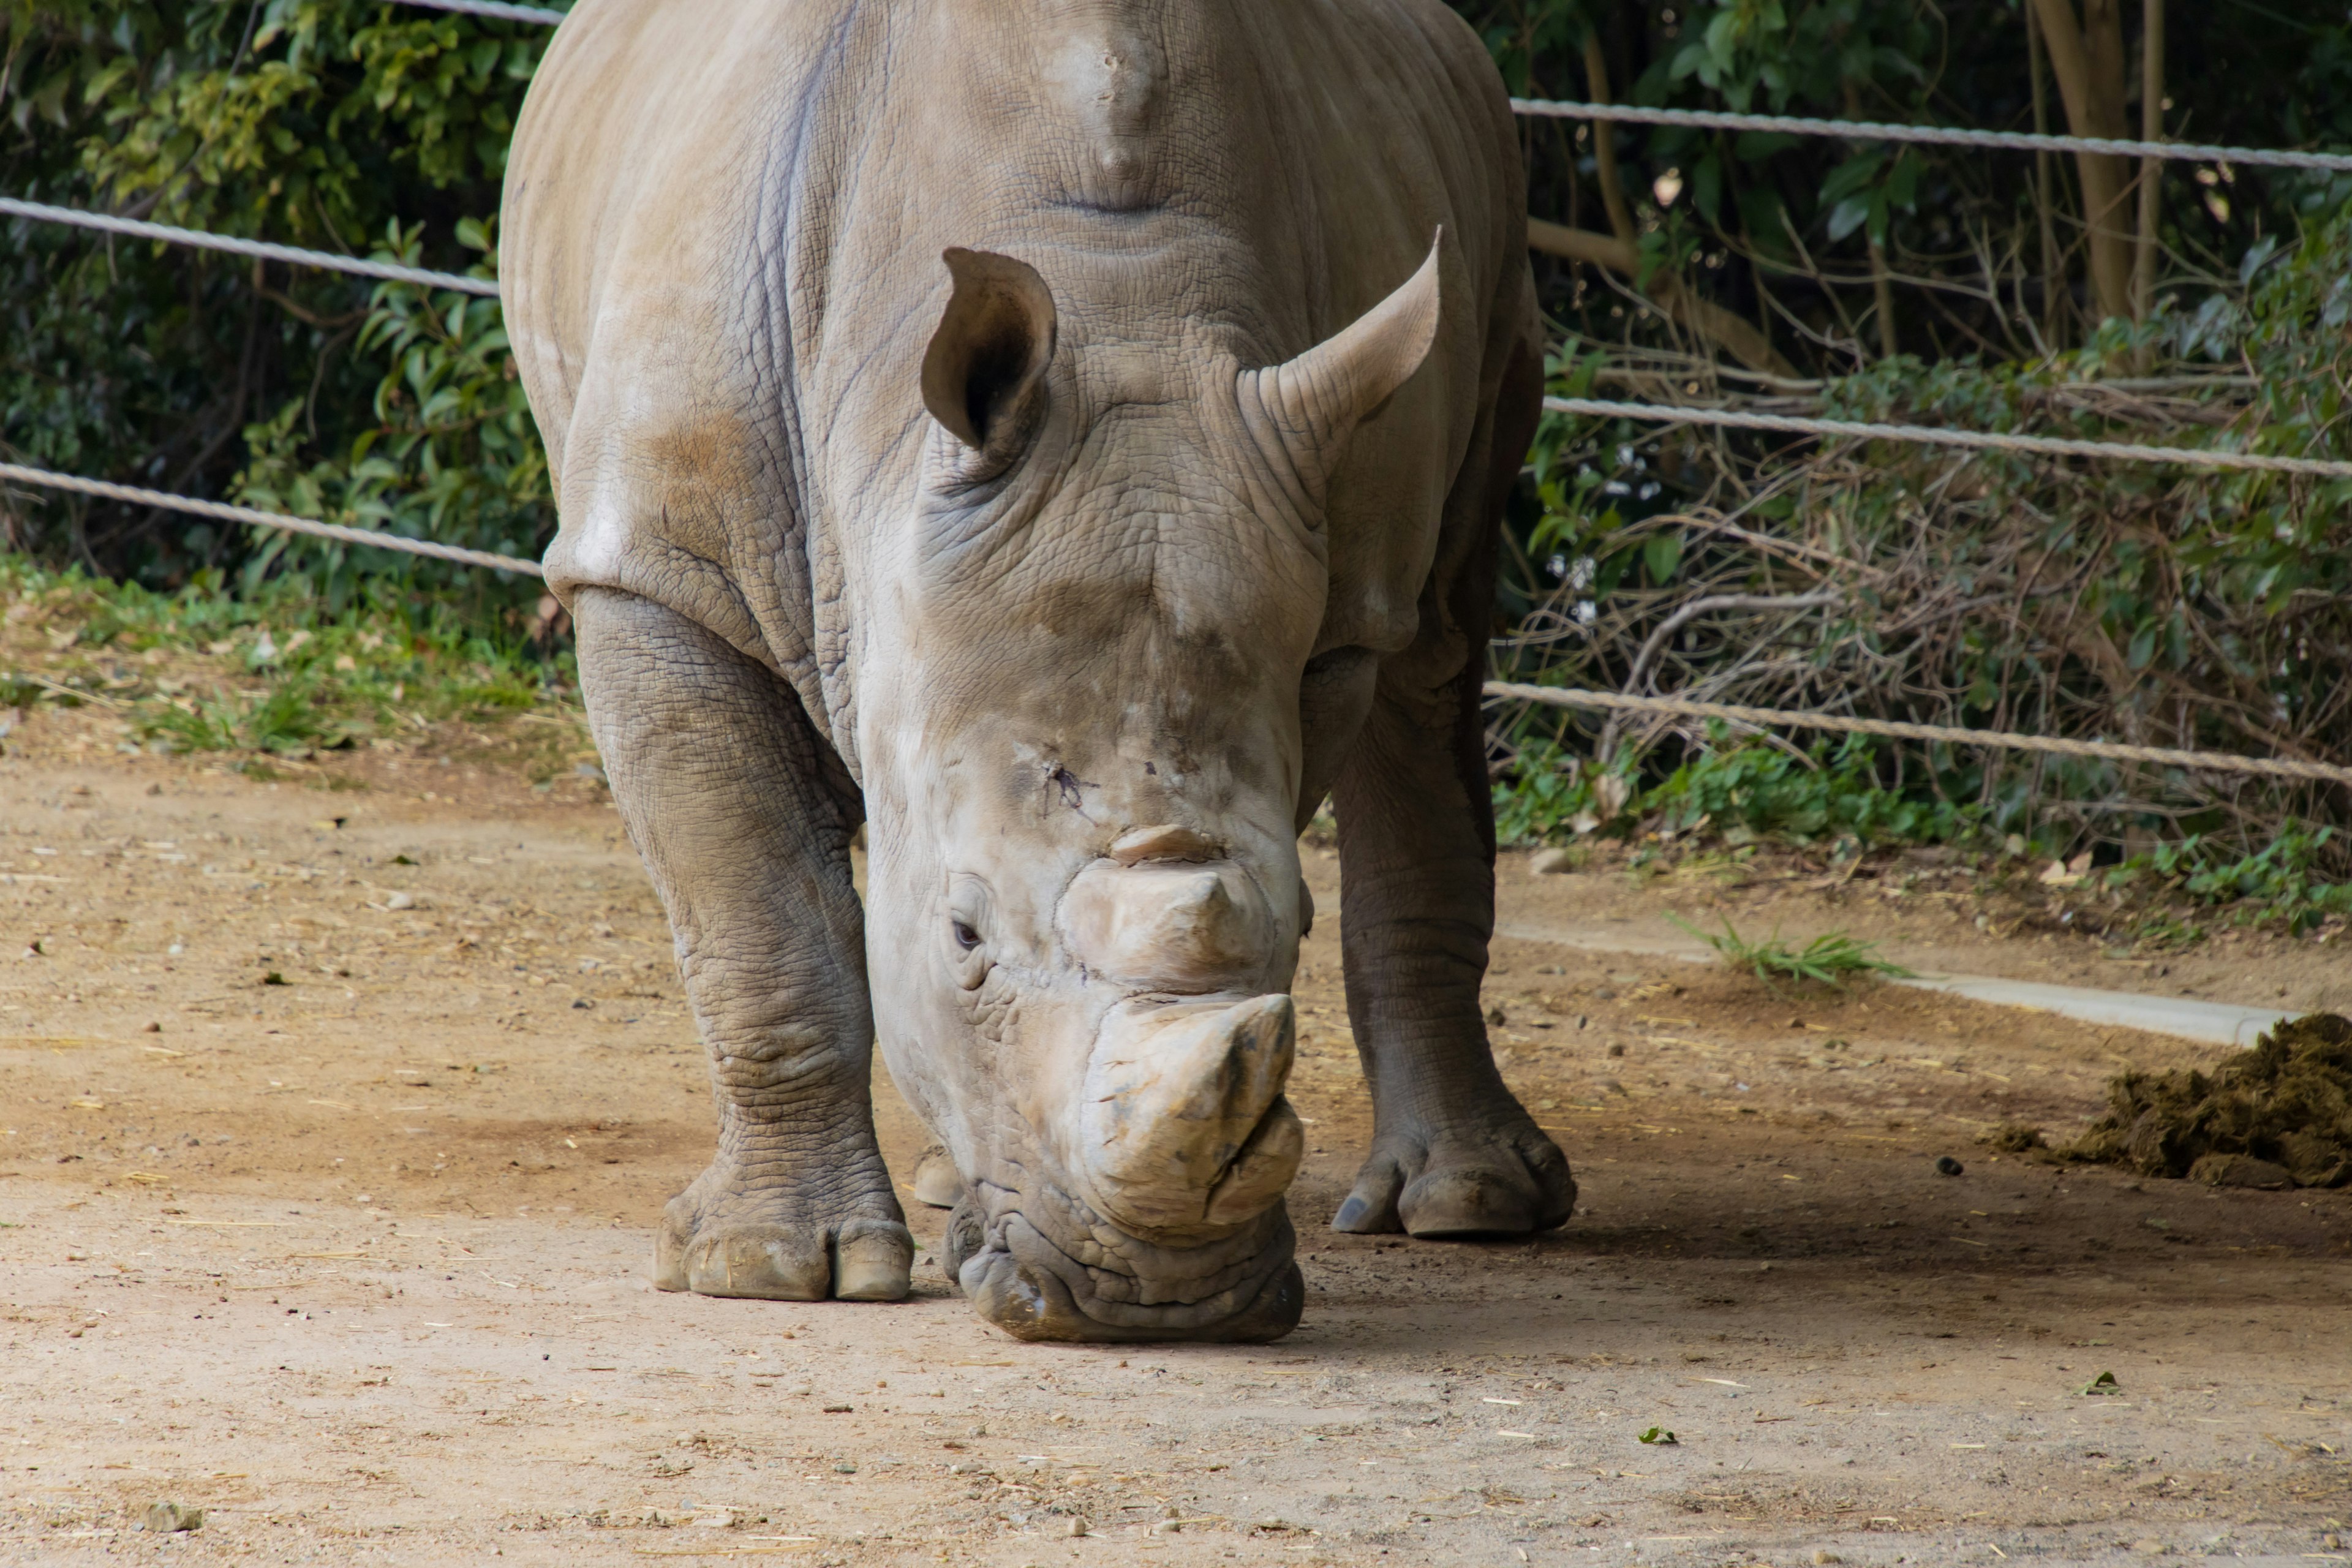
[1670,914,1915,989]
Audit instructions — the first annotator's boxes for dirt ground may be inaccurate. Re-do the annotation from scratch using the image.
[2,706,2349,1567]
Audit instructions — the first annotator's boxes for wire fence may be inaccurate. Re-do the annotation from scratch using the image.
[0,462,545,576]
[19,196,2335,480]
[0,195,498,295]
[1507,98,2352,173]
[6,0,2348,791]
[1482,684,2352,788]
[391,0,566,20]
[1542,396,2352,479]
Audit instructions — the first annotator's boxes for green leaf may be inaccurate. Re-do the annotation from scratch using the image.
[1826,195,1871,244]
[1645,531,1683,585]
[1691,149,1724,228]
[1638,1427,1678,1445]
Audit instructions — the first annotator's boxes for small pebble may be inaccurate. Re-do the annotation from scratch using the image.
[1936,1155,1965,1176]
[143,1503,202,1534]
[1152,1520,1183,1535]
[1065,1517,1088,1538]
[1813,1553,1842,1566]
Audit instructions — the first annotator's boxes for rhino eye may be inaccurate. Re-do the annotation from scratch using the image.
[951,918,982,952]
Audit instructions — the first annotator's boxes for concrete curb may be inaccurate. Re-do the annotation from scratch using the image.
[1493,921,2288,1048]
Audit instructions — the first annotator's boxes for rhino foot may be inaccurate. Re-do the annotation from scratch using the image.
[654,1163,913,1302]
[1333,1110,1575,1239]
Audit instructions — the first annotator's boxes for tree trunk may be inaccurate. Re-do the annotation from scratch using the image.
[2132,0,2164,323]
[1583,28,1636,246]
[1527,221,1796,376]
[2029,0,2136,323]
[2026,1,2066,344]
[1542,25,1794,377]
[1845,83,1901,360]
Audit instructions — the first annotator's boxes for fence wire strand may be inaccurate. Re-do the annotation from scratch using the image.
[1542,396,2352,478]
[1509,98,2352,173]
[0,462,545,576]
[1483,684,2352,788]
[0,196,499,295]
[388,0,568,23]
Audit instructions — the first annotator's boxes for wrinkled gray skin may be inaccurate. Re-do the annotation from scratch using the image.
[501,0,1573,1343]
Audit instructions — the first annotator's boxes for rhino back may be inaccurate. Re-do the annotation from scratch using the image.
[503,0,1529,745]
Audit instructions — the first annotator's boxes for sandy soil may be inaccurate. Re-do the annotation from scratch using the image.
[2,709,2348,1567]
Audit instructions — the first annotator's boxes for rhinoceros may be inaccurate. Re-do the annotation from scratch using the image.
[502,0,1574,1342]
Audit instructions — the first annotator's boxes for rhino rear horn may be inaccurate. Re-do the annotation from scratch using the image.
[922,248,1057,451]
[1238,230,1442,489]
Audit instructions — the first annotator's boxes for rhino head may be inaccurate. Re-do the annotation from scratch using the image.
[858,239,1444,1341]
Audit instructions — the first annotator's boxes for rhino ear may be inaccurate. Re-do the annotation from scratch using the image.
[1238,231,1442,489]
[922,248,1057,454]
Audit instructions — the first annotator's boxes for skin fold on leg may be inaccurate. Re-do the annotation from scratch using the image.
[574,587,913,1301]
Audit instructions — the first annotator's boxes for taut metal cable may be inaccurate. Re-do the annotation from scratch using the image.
[0,462,545,576]
[1508,99,2352,173]
[1482,684,2352,788]
[389,0,567,22]
[0,196,499,296]
[1542,396,2352,479]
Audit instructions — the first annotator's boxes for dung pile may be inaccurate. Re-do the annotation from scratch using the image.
[2060,1012,2352,1189]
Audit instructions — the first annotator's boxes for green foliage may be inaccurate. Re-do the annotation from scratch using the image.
[1464,0,2352,366]
[1493,207,2352,933]
[1,0,559,598]
[0,554,561,758]
[1494,725,1977,851]
[230,219,549,614]
[1668,914,1914,988]
[2104,826,2352,935]
[1645,726,1978,847]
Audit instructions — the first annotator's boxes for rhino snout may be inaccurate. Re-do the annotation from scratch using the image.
[1076,993,1304,1235]
[1058,856,1276,992]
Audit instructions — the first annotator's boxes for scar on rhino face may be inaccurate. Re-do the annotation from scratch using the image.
[1047,764,1095,810]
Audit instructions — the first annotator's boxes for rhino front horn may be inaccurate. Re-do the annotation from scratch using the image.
[1237,230,1442,488]
[1078,993,1305,1236]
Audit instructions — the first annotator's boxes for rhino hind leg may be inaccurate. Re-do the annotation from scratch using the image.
[576,587,913,1304]
[1327,333,1574,1242]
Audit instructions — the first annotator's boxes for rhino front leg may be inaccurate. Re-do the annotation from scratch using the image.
[1327,648,1576,1238]
[575,587,913,1302]
[1325,343,1574,1240]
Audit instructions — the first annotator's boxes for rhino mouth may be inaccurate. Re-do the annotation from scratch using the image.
[943,1175,1302,1343]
